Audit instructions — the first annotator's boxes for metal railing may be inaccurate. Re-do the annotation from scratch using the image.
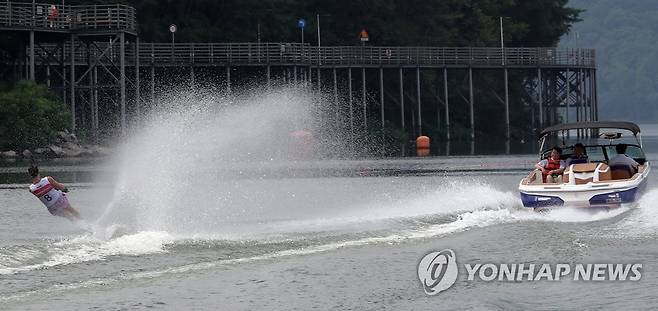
[312,46,595,67]
[137,43,595,68]
[0,2,136,31]
[24,42,596,68]
[140,43,312,65]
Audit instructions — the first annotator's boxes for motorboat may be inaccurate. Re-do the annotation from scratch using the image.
[519,121,650,209]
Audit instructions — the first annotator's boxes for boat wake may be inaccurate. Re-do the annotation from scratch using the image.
[0,231,173,276]
[0,182,641,279]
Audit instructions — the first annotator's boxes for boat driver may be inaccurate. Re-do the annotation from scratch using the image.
[608,143,639,175]
[534,146,566,183]
[565,143,588,166]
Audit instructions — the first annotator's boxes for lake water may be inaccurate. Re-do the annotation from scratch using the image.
[2,86,657,310]
[1,137,657,310]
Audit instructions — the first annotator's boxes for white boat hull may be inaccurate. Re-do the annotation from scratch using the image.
[519,164,650,209]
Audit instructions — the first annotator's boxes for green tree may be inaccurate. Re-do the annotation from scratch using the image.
[0,80,71,150]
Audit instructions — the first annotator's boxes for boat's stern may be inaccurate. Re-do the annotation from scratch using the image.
[518,164,649,209]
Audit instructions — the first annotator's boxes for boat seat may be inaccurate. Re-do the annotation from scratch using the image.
[610,165,635,180]
[596,163,612,181]
[565,163,612,184]
[572,163,597,173]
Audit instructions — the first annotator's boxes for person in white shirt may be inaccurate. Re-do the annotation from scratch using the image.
[28,165,81,222]
[608,144,640,175]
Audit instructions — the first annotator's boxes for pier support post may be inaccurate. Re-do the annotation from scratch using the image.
[62,44,66,105]
[593,69,599,121]
[93,66,98,142]
[565,68,570,125]
[226,66,231,94]
[580,69,586,123]
[87,43,93,132]
[190,66,194,91]
[468,67,474,140]
[416,67,422,135]
[399,68,405,128]
[538,68,543,129]
[362,67,366,130]
[504,67,510,140]
[266,65,271,89]
[150,66,155,107]
[135,37,141,120]
[333,67,338,123]
[71,34,77,132]
[379,67,384,132]
[444,68,450,141]
[29,31,35,80]
[348,68,354,135]
[119,32,126,135]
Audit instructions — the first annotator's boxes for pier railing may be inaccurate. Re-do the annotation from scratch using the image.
[139,43,595,68]
[0,2,136,31]
[25,42,596,68]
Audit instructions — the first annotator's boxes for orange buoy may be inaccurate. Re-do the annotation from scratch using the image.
[416,135,430,156]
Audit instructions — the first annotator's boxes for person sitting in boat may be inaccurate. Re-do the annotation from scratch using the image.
[534,146,566,183]
[608,143,639,176]
[565,143,588,166]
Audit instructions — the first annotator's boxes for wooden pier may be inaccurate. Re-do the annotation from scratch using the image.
[0,1,597,144]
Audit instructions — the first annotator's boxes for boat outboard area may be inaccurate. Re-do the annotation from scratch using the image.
[519,121,650,210]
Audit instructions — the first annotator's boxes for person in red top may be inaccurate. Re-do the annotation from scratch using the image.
[47,5,59,28]
[534,147,566,183]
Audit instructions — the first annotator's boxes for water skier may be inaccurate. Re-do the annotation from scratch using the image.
[28,165,82,222]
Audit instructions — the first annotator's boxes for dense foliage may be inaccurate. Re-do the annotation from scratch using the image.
[63,0,580,47]
[0,80,71,150]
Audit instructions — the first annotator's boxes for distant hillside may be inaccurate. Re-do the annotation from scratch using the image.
[560,0,658,122]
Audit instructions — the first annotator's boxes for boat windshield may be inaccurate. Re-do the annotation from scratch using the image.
[540,143,646,164]
[538,128,645,164]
